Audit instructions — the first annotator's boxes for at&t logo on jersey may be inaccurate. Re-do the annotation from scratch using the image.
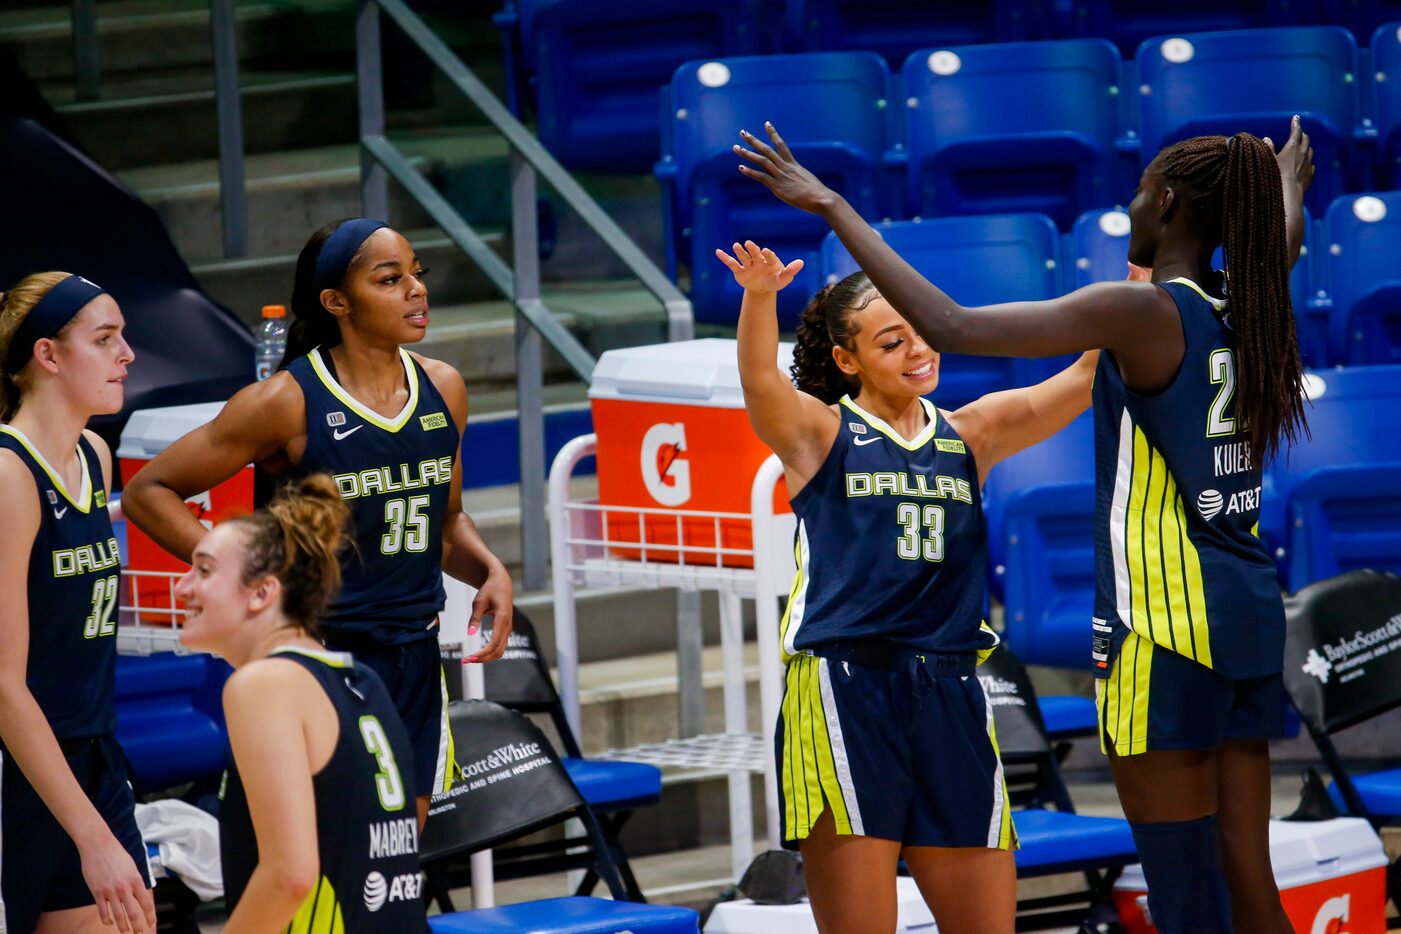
[1197,489,1224,520]
[1196,486,1261,521]
[362,870,422,912]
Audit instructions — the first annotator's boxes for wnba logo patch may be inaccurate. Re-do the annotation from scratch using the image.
[1197,489,1224,521]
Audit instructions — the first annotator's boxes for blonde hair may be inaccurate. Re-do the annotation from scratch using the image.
[229,474,350,633]
[0,272,72,420]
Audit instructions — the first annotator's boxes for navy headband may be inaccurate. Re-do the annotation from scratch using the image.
[5,275,107,374]
[313,219,389,292]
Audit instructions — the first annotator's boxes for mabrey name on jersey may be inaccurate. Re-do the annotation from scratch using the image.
[52,537,121,577]
[334,456,454,501]
[846,471,973,504]
[368,817,418,860]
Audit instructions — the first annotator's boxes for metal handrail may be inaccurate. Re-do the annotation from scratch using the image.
[356,0,694,586]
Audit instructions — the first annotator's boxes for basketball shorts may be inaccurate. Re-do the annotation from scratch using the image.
[776,643,1016,850]
[1096,626,1287,756]
[324,629,451,797]
[1,734,153,931]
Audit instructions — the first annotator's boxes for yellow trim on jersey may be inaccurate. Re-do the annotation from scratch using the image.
[309,347,420,432]
[838,395,939,451]
[1164,276,1226,311]
[779,521,811,661]
[1096,628,1155,756]
[284,874,345,934]
[0,425,93,512]
[780,654,860,842]
[270,645,353,669]
[1116,422,1213,668]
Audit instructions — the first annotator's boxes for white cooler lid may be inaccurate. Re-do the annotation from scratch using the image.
[1115,817,1388,891]
[117,401,228,459]
[589,338,795,409]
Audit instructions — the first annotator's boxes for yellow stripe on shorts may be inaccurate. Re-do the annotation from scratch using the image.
[1095,628,1155,756]
[780,655,859,842]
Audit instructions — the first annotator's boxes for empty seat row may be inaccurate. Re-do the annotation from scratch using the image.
[983,365,1401,670]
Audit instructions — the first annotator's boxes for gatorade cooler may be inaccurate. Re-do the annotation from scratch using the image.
[1112,818,1389,934]
[118,402,253,622]
[589,339,792,567]
[705,876,937,932]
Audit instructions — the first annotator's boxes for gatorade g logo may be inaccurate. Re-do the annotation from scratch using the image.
[185,491,214,530]
[640,422,691,506]
[1312,894,1349,934]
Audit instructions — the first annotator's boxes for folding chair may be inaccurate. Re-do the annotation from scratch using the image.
[443,610,661,901]
[422,701,699,932]
[980,648,1140,931]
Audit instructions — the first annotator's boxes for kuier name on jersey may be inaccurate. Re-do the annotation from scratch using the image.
[368,817,418,860]
[334,455,454,501]
[845,471,973,504]
[1212,441,1253,477]
[52,537,121,577]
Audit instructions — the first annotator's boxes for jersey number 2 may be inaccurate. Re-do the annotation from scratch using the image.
[359,715,406,811]
[83,575,118,639]
[382,495,431,555]
[896,503,945,562]
[1208,348,1237,437]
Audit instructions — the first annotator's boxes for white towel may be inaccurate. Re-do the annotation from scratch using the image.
[135,800,222,900]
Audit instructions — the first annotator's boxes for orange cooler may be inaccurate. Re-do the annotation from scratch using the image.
[589,339,793,568]
[117,401,254,621]
[1113,818,1389,934]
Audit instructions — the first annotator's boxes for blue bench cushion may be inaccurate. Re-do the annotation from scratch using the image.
[1013,808,1137,875]
[429,897,699,933]
[1038,695,1098,739]
[562,758,662,810]
[1328,768,1401,819]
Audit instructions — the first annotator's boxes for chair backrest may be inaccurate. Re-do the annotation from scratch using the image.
[1134,27,1359,209]
[1370,22,1401,167]
[663,51,895,324]
[1283,570,1401,736]
[792,0,1045,62]
[523,0,770,172]
[983,411,1096,669]
[901,39,1121,226]
[1053,1,1300,54]
[421,700,589,861]
[1261,365,1401,584]
[1324,192,1401,365]
[820,214,1068,410]
[1068,207,1325,366]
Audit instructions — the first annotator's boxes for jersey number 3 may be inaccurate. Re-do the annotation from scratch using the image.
[359,715,406,811]
[896,503,945,562]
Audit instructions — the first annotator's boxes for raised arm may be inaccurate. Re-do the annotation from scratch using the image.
[732,124,1176,362]
[1271,116,1314,268]
[717,242,838,484]
[123,374,305,563]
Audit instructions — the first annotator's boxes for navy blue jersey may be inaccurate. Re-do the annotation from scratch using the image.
[0,428,119,739]
[287,349,460,645]
[781,396,998,659]
[1092,278,1285,680]
[221,647,425,932]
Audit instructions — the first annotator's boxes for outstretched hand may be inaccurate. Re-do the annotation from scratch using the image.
[715,241,805,293]
[1266,115,1314,195]
[733,123,837,215]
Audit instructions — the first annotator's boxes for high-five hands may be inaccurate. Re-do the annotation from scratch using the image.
[714,241,805,293]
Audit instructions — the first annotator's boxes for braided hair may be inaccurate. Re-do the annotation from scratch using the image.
[1155,133,1307,464]
[791,271,880,404]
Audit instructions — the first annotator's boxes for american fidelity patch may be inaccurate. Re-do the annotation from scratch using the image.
[420,412,449,431]
[935,438,966,454]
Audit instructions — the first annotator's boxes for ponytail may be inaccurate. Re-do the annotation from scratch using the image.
[1156,133,1307,463]
[791,271,877,404]
[283,220,351,365]
[0,271,76,421]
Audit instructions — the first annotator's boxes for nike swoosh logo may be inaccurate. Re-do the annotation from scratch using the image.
[52,506,68,519]
[332,425,363,441]
[853,435,882,446]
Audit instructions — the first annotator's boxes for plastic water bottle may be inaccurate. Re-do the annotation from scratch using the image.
[254,304,288,381]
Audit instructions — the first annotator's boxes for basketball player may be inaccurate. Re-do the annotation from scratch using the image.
[737,117,1314,933]
[0,273,155,933]
[719,240,1099,933]
[175,474,426,932]
[123,219,512,826]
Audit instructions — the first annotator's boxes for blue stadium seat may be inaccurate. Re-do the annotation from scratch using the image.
[430,898,699,933]
[983,411,1095,670]
[1013,808,1138,875]
[1328,770,1401,820]
[788,0,1046,64]
[1134,26,1360,214]
[819,214,1070,410]
[1261,365,1401,588]
[1068,207,1327,366]
[115,653,229,794]
[1369,22,1401,187]
[1324,191,1401,364]
[1051,1,1304,54]
[657,52,896,325]
[1329,1,1401,42]
[901,39,1123,229]
[499,0,770,173]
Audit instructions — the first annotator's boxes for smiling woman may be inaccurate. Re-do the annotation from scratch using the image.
[121,218,515,828]
[0,272,156,934]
